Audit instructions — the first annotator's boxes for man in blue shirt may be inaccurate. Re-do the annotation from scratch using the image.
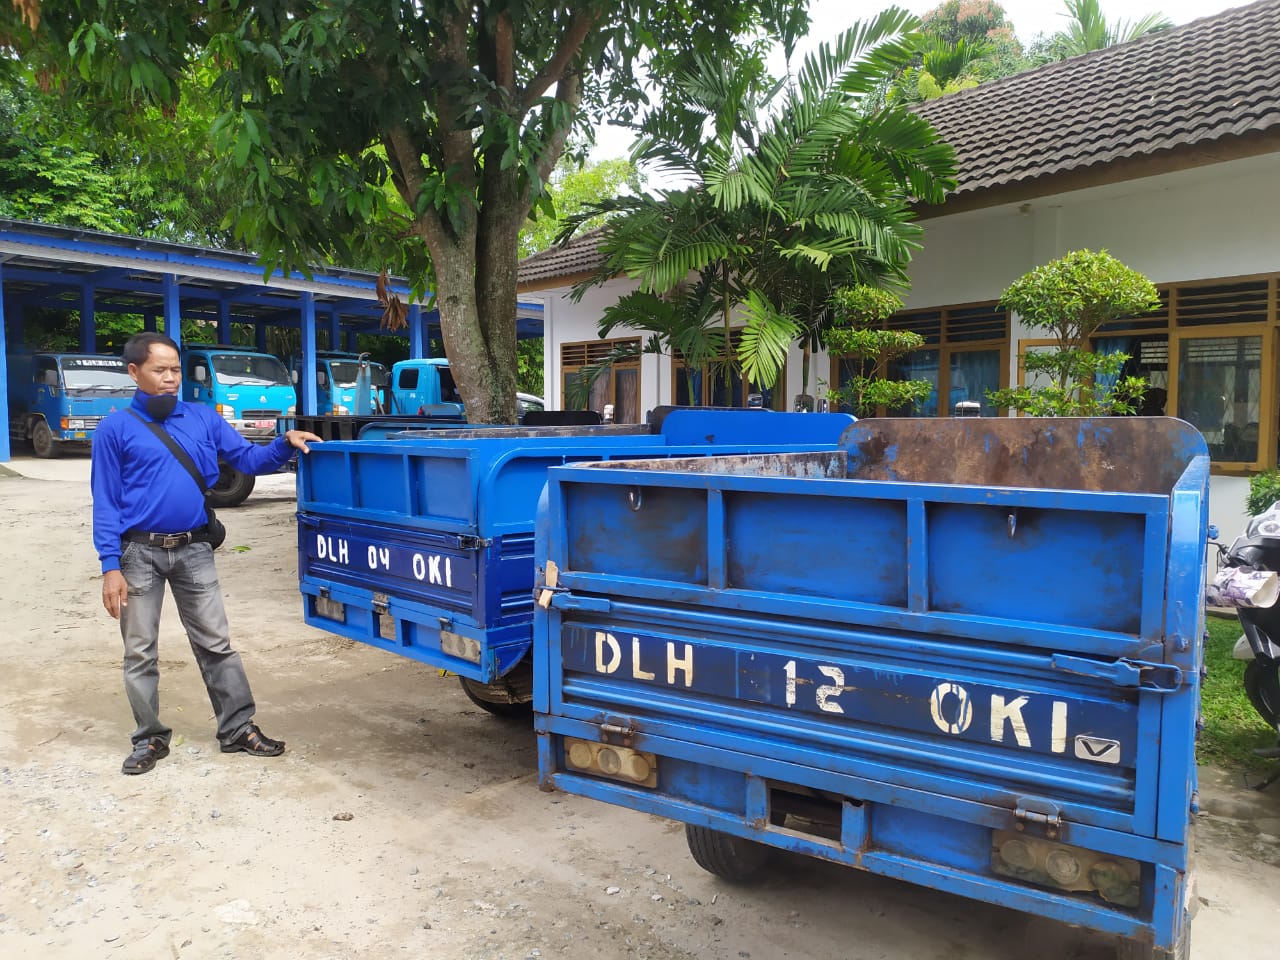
[91,332,323,775]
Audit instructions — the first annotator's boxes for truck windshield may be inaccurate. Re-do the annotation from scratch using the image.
[211,354,291,386]
[60,358,134,394]
[328,360,389,387]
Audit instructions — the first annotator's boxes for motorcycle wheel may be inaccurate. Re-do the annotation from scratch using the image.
[1243,658,1280,730]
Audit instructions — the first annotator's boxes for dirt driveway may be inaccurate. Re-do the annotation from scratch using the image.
[1,454,1277,960]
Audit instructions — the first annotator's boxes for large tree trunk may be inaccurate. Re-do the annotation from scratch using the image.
[397,9,586,424]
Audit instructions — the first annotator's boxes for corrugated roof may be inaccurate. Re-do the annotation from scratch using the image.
[914,0,1280,198]
[519,1,1280,286]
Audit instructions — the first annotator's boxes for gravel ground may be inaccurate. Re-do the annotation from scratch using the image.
[0,453,1276,960]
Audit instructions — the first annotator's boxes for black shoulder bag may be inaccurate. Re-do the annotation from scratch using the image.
[128,409,227,549]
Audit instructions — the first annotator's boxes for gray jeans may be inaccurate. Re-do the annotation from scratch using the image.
[118,540,256,747]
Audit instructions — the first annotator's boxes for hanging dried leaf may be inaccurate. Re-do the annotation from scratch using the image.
[11,0,40,30]
[375,269,407,332]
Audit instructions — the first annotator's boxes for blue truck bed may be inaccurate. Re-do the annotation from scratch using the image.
[533,417,1208,959]
[295,410,857,712]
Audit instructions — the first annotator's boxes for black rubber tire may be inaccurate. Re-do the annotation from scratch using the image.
[31,419,59,459]
[208,462,256,507]
[458,676,534,718]
[1243,658,1280,730]
[684,825,770,883]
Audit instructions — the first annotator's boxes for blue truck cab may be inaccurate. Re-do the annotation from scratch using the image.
[388,358,464,416]
[289,351,388,416]
[181,344,295,442]
[6,352,135,458]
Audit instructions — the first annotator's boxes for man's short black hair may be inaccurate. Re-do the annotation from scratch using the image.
[123,332,179,367]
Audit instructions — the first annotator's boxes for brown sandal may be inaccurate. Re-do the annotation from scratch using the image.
[122,736,170,775]
[220,723,285,757]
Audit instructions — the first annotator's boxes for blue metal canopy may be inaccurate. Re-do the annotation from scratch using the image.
[0,218,545,461]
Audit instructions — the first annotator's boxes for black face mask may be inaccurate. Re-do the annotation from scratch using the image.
[144,393,178,421]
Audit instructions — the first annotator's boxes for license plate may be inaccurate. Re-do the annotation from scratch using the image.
[249,419,274,430]
[560,625,1137,766]
[306,526,477,595]
[315,595,345,622]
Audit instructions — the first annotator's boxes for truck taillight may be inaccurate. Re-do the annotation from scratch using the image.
[563,737,658,788]
[991,831,1140,907]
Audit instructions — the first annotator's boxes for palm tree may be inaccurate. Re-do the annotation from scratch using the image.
[1050,0,1173,58]
[565,8,956,406]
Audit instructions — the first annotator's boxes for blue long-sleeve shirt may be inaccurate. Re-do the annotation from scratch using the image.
[91,392,296,573]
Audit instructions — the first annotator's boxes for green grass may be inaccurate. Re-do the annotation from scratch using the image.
[1198,612,1276,770]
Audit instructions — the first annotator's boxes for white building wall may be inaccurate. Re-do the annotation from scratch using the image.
[536,154,1280,537]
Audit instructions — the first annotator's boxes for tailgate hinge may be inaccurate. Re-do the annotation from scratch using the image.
[1051,654,1183,692]
[371,591,389,616]
[1014,796,1063,839]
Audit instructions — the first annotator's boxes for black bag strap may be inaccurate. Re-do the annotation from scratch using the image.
[128,408,209,496]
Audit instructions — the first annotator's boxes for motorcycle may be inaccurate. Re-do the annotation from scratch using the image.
[1210,506,1280,787]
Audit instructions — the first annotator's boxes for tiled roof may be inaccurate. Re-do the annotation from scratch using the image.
[914,0,1280,199]
[519,1,1280,286]
[517,226,607,287]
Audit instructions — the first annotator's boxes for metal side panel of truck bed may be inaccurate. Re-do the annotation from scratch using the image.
[533,417,1209,960]
[295,410,858,694]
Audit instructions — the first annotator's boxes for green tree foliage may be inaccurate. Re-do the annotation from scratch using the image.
[0,79,135,232]
[521,156,641,258]
[0,69,251,246]
[1,0,808,423]
[567,9,955,406]
[919,0,1009,43]
[1042,0,1173,59]
[516,338,545,397]
[824,286,932,415]
[885,1,1026,103]
[988,249,1161,416]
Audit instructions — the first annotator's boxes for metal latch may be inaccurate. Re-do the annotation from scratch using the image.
[600,719,637,746]
[535,560,562,610]
[534,561,611,613]
[459,535,489,550]
[1015,796,1063,839]
[371,591,389,616]
[1051,654,1183,692]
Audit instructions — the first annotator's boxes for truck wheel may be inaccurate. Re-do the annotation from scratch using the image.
[208,462,256,507]
[685,825,770,883]
[1243,658,1280,729]
[458,676,534,718]
[31,420,60,459]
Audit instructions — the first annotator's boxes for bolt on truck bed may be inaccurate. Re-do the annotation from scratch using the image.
[533,417,1208,960]
[295,409,857,713]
